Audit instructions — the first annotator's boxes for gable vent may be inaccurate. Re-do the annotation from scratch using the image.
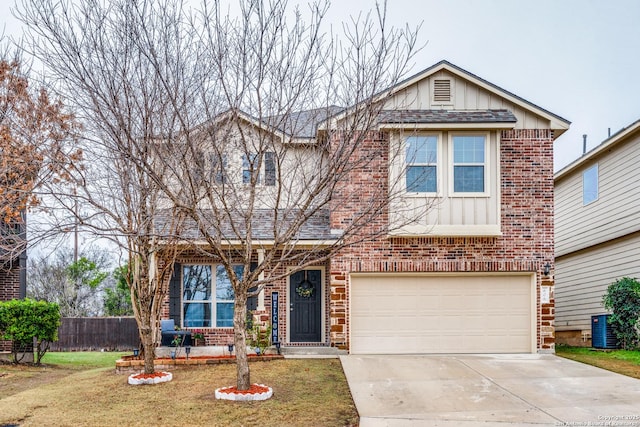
[433,79,451,103]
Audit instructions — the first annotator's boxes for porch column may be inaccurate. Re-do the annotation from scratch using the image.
[257,249,265,311]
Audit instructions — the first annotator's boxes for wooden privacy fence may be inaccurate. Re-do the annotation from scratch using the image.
[50,317,140,351]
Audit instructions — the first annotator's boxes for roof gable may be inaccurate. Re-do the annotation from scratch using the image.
[323,60,569,137]
[384,60,570,135]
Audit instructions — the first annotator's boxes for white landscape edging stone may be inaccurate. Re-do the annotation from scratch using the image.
[214,384,273,401]
[128,371,173,385]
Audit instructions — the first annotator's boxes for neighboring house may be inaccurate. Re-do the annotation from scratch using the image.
[0,219,27,352]
[0,256,26,301]
[161,60,569,354]
[554,119,640,346]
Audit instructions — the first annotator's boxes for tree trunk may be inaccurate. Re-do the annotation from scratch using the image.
[234,293,250,390]
[138,312,156,374]
[129,251,163,375]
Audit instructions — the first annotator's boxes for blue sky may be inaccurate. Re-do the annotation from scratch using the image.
[2,0,639,171]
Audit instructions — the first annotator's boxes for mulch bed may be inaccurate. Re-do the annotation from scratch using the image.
[116,353,284,373]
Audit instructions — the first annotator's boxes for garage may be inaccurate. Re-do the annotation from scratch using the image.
[350,274,535,354]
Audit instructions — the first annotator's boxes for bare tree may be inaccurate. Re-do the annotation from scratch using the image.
[17,0,195,374]
[17,0,426,389]
[155,0,424,390]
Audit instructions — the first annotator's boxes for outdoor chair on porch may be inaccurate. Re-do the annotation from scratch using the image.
[160,319,192,346]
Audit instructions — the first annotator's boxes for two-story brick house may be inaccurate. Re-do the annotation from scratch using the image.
[161,60,569,354]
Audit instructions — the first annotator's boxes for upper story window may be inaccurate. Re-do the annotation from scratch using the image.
[242,152,276,186]
[392,130,498,237]
[264,152,276,185]
[405,135,438,193]
[452,135,486,193]
[583,164,598,205]
[182,264,243,328]
[211,153,228,185]
[242,153,258,184]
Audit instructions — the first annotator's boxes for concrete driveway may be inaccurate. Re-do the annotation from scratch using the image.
[340,354,640,426]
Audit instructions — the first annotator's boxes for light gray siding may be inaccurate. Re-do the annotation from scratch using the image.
[555,233,640,332]
[555,132,640,257]
[555,123,640,334]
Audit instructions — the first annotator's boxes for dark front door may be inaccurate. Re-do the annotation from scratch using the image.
[290,269,322,342]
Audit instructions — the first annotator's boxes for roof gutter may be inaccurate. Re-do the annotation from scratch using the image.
[160,239,341,249]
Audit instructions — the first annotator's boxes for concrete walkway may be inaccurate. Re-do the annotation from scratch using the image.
[340,354,640,426]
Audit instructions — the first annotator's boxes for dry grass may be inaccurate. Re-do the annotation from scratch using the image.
[0,364,75,400]
[0,358,359,426]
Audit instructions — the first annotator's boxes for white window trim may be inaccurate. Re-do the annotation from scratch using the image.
[214,265,237,328]
[181,264,211,329]
[403,132,443,197]
[448,132,491,197]
[582,164,599,206]
[388,224,502,237]
[182,263,242,329]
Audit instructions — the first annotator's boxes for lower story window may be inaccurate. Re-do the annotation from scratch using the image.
[182,264,243,327]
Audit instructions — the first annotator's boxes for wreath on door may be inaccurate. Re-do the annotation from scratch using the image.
[295,270,315,298]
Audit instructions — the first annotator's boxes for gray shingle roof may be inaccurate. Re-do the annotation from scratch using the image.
[268,106,344,138]
[155,208,334,241]
[378,109,517,124]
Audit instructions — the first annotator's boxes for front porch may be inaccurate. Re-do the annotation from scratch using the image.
[114,344,345,373]
[165,258,336,350]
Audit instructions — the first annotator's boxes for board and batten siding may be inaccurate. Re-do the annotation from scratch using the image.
[555,233,640,332]
[386,70,552,130]
[555,131,640,257]
[388,130,500,235]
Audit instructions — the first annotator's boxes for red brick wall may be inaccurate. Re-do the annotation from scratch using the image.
[0,265,21,302]
[329,129,556,352]
[162,253,331,347]
[0,260,24,351]
[158,129,556,352]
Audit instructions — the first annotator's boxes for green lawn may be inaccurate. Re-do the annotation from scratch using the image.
[557,345,640,363]
[40,351,129,369]
[556,345,640,379]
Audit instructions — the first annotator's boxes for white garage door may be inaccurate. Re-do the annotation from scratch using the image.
[350,274,534,354]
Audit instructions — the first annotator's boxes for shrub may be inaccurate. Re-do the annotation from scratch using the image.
[247,321,272,355]
[603,277,640,350]
[0,299,61,364]
[246,311,271,355]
